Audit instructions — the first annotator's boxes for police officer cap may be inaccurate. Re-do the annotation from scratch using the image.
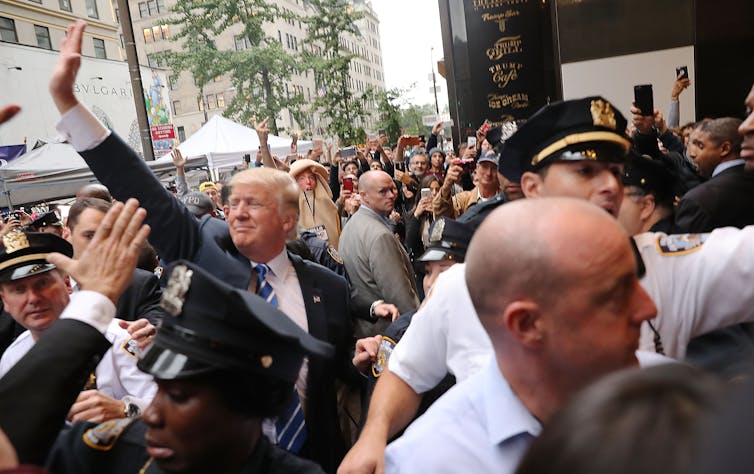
[499,97,631,182]
[623,152,677,204]
[181,192,214,217]
[0,231,73,282]
[138,260,333,383]
[418,217,474,263]
[28,210,63,230]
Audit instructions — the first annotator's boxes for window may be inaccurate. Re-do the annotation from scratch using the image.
[206,94,217,109]
[119,34,124,48]
[35,25,51,50]
[156,0,165,12]
[147,0,157,15]
[160,25,169,39]
[93,38,106,58]
[86,0,99,18]
[217,93,225,108]
[147,53,159,67]
[177,126,185,142]
[172,100,181,115]
[138,2,147,17]
[152,25,161,40]
[0,17,18,43]
[143,28,153,43]
[59,0,72,11]
[198,98,204,111]
[235,35,251,51]
[114,8,119,23]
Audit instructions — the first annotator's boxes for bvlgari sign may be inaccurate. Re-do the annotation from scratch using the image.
[464,0,548,124]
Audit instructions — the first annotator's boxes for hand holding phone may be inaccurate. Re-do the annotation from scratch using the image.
[634,84,654,117]
[467,136,478,148]
[420,188,431,200]
[343,176,354,193]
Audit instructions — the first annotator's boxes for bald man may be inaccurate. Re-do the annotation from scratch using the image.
[338,171,419,338]
[75,184,112,202]
[384,198,655,471]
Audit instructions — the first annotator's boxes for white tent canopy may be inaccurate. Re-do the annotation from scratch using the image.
[0,141,205,207]
[162,114,312,169]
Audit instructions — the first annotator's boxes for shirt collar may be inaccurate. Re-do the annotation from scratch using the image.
[483,360,541,446]
[712,158,745,177]
[360,205,392,227]
[250,249,291,280]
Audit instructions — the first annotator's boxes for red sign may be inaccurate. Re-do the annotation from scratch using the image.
[151,124,175,141]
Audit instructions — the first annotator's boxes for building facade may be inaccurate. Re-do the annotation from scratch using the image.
[125,0,386,141]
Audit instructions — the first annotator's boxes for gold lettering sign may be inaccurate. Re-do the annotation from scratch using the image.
[486,35,523,61]
[488,93,530,110]
[488,62,523,90]
[481,9,521,32]
[473,0,529,11]
[590,99,617,130]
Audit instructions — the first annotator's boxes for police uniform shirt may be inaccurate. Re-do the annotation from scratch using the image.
[388,264,492,393]
[0,292,156,411]
[635,226,754,358]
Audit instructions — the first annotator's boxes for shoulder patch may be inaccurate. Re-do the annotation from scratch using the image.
[371,336,397,379]
[82,418,136,451]
[656,233,709,256]
[326,245,343,265]
[122,338,139,359]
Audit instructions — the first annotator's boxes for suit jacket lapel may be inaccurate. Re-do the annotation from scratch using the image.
[288,253,327,341]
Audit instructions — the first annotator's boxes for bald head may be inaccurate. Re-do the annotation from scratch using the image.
[76,184,112,202]
[466,197,630,324]
[358,170,391,193]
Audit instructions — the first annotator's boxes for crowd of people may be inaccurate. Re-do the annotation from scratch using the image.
[1,18,754,474]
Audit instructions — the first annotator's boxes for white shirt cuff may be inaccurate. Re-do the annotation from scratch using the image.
[60,290,117,334]
[56,103,111,152]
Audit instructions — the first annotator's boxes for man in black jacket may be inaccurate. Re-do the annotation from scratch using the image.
[50,21,355,473]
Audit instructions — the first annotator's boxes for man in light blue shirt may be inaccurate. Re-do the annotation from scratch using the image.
[385,197,657,473]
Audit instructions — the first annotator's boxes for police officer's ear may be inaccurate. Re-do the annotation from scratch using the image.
[520,171,545,199]
[638,194,657,224]
[499,300,546,349]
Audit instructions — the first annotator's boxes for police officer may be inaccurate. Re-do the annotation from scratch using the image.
[26,210,64,237]
[618,152,679,235]
[42,260,333,473]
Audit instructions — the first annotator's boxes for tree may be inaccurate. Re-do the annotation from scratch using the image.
[368,87,404,144]
[159,0,302,134]
[302,0,369,144]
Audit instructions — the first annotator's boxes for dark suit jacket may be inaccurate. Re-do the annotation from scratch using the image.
[0,319,110,465]
[80,133,355,473]
[672,163,754,233]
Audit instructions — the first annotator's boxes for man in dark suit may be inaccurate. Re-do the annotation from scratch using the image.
[49,21,355,472]
[673,117,753,233]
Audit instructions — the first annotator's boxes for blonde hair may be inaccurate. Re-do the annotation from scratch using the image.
[229,167,300,216]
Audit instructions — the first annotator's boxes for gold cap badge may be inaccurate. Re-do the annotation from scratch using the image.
[590,99,617,130]
[2,231,29,254]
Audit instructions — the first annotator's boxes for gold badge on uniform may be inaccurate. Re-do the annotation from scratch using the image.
[2,231,29,254]
[161,264,193,317]
[590,99,617,130]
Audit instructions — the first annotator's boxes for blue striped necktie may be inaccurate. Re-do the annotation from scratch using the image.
[254,263,308,453]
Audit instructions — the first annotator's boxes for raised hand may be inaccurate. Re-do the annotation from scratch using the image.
[255,117,270,143]
[49,20,86,114]
[171,148,186,169]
